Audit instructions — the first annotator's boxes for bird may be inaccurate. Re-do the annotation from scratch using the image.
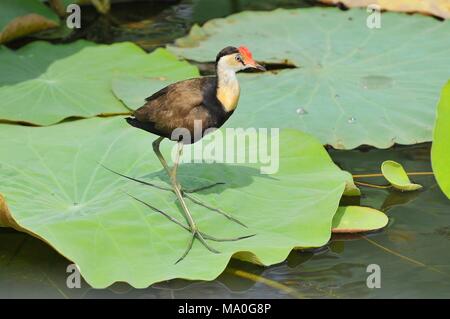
[125,46,265,262]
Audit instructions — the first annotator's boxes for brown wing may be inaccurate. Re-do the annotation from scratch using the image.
[133,78,211,137]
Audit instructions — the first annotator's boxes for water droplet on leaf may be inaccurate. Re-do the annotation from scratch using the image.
[296,107,308,115]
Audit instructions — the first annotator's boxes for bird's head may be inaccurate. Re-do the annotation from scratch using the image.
[216,46,266,72]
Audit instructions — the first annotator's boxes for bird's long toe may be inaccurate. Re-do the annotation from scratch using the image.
[200,232,256,242]
[184,182,226,193]
[175,230,220,264]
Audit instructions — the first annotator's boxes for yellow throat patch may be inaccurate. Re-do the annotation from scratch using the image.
[217,80,240,112]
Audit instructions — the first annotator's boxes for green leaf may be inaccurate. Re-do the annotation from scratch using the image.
[0,42,199,125]
[0,40,93,86]
[167,8,450,149]
[332,206,388,233]
[431,81,450,199]
[343,178,361,196]
[381,160,422,191]
[0,117,349,288]
[0,0,59,43]
[112,75,174,110]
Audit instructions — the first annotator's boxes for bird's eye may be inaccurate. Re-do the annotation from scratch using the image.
[235,55,242,63]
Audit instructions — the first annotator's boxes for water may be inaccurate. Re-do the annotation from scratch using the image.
[1,0,449,298]
[43,0,319,51]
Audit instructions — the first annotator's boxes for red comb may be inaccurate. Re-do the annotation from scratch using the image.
[238,46,253,59]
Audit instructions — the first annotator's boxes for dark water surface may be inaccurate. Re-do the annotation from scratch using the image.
[1,0,449,298]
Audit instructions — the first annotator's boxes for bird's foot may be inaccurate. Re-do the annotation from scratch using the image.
[127,193,255,263]
[176,226,255,264]
[176,229,217,264]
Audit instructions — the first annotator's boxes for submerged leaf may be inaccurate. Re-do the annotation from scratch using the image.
[381,160,422,191]
[0,42,198,125]
[319,0,450,19]
[168,8,450,149]
[0,117,350,288]
[332,206,388,233]
[0,0,59,43]
[431,81,450,199]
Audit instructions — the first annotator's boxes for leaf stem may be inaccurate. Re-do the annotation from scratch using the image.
[354,181,392,189]
[352,172,434,179]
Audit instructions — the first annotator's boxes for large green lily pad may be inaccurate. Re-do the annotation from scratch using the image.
[0,42,199,125]
[0,40,93,86]
[0,0,59,43]
[0,117,350,288]
[432,81,450,199]
[168,8,450,149]
[112,75,174,110]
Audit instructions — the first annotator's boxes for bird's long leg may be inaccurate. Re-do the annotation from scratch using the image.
[168,144,246,228]
[169,141,221,262]
[152,136,173,181]
[152,137,224,194]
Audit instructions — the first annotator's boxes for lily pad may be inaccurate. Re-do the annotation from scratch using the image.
[168,8,450,149]
[112,75,175,110]
[0,117,350,288]
[319,0,450,20]
[343,179,361,196]
[381,160,423,191]
[431,81,450,199]
[0,40,93,86]
[0,42,199,125]
[0,0,59,43]
[332,206,389,233]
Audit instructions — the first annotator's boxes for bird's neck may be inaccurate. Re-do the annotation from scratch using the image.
[216,66,240,113]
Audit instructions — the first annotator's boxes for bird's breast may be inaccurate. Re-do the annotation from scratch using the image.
[216,81,240,113]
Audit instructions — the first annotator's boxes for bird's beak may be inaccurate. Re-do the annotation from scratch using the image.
[253,63,266,71]
[247,59,266,71]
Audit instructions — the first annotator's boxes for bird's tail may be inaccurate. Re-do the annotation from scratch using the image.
[125,117,140,128]
[125,117,164,137]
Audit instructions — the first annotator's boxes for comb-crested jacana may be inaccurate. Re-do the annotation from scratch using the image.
[126,46,265,262]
